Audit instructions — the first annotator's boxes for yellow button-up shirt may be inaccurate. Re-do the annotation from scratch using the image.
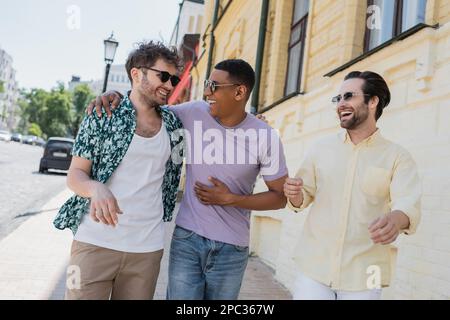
[288,130,421,291]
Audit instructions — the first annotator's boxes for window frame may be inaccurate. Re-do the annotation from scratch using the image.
[284,0,309,97]
[364,0,426,52]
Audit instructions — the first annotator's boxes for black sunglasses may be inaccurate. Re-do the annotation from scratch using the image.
[139,67,181,87]
[331,92,371,104]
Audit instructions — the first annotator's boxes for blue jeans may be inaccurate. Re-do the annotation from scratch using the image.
[167,225,249,300]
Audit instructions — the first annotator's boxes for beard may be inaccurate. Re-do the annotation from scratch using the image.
[139,76,164,108]
[340,103,370,130]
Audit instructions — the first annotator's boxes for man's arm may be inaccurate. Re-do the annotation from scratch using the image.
[194,175,287,210]
[67,157,122,227]
[368,150,422,244]
[368,210,410,245]
[284,148,317,212]
[284,177,304,208]
[85,90,193,120]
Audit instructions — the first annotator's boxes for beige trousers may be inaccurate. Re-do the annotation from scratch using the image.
[65,240,163,300]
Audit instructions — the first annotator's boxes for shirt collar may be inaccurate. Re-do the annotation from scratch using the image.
[121,93,135,114]
[340,128,381,147]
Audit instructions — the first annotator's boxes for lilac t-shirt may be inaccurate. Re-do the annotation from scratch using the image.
[169,100,288,246]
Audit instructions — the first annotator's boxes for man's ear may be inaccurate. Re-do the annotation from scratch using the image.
[130,68,140,85]
[369,96,379,111]
[235,85,247,102]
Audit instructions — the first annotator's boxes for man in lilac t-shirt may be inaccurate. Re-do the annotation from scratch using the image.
[165,60,288,299]
[90,59,288,300]
[170,100,287,248]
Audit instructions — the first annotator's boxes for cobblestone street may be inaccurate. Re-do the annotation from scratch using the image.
[0,141,67,241]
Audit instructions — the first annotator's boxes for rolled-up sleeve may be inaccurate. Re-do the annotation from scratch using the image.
[390,150,422,235]
[287,149,316,213]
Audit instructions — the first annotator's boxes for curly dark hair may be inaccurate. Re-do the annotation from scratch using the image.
[125,41,182,84]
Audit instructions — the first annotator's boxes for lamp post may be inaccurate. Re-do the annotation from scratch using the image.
[102,32,119,93]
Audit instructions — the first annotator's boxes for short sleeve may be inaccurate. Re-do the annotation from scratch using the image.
[260,128,288,181]
[71,115,101,161]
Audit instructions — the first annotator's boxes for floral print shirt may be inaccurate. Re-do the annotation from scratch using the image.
[53,95,184,234]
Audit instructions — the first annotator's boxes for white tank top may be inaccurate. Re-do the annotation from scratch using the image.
[75,124,171,253]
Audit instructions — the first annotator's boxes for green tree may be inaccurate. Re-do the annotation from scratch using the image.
[16,97,30,134]
[22,88,49,126]
[41,87,72,137]
[70,84,94,137]
[28,123,42,137]
[0,80,4,94]
[20,85,73,138]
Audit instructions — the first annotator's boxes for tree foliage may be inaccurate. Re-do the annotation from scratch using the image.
[28,123,42,137]
[19,83,94,139]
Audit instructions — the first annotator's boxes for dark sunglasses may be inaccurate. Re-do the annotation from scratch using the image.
[204,79,240,93]
[331,92,371,104]
[139,67,181,87]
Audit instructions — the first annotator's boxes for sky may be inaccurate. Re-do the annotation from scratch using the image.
[0,0,181,90]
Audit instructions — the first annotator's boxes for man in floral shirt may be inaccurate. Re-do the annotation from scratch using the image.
[54,41,183,299]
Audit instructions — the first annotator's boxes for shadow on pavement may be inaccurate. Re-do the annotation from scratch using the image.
[14,207,61,219]
[32,171,67,176]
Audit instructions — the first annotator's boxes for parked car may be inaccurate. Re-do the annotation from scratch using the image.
[22,135,37,145]
[39,137,74,173]
[0,130,12,142]
[11,133,23,143]
[35,137,46,147]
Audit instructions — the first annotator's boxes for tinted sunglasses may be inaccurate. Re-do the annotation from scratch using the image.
[331,92,371,104]
[139,67,181,87]
[204,79,240,93]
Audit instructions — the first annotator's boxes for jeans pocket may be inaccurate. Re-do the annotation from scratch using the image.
[233,245,249,252]
[172,226,195,240]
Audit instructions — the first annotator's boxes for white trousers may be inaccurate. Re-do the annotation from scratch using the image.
[293,273,382,300]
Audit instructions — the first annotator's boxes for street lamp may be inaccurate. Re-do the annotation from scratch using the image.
[102,32,119,93]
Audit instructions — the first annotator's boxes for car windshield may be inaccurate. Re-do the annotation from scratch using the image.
[47,141,73,149]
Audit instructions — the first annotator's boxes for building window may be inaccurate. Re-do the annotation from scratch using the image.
[365,0,427,52]
[284,0,309,96]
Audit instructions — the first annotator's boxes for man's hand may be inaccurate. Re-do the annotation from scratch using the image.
[89,183,123,227]
[86,90,123,118]
[368,211,410,245]
[284,177,303,208]
[194,177,234,206]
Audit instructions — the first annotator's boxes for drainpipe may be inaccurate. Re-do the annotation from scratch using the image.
[251,0,269,114]
[205,0,220,80]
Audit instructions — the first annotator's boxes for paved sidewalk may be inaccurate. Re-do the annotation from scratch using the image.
[0,189,72,299]
[0,189,292,300]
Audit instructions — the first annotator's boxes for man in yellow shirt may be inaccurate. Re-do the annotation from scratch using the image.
[284,71,421,300]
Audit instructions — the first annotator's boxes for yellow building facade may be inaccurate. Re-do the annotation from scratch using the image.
[190,0,450,299]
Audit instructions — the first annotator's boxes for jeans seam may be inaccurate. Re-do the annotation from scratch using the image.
[204,240,215,274]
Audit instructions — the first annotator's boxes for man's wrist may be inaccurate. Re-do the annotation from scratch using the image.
[390,210,410,231]
[226,193,243,206]
[87,181,102,197]
[289,196,303,208]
